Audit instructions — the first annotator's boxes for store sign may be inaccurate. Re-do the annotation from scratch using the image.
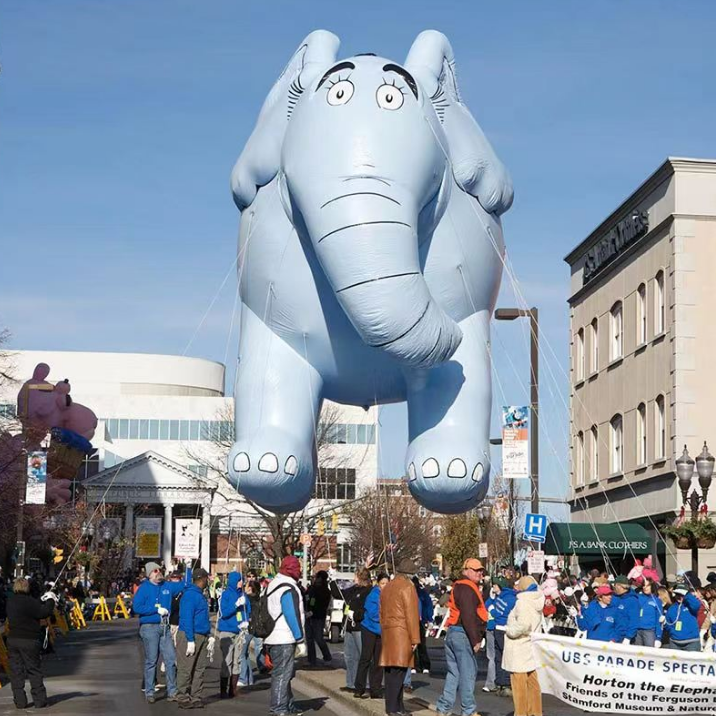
[174,518,200,559]
[25,451,47,505]
[502,406,529,479]
[583,210,649,284]
[136,517,162,558]
[567,538,649,553]
[527,550,546,575]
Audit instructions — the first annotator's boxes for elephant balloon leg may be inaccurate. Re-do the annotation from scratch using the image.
[228,307,322,512]
[405,311,492,514]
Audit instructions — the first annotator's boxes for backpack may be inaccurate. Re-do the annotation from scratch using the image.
[249,582,294,639]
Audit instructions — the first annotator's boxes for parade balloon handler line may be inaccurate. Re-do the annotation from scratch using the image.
[424,115,669,572]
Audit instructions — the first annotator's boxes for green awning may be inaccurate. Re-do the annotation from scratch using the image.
[544,522,652,556]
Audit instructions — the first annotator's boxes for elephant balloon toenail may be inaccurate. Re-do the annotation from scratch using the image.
[258,453,279,473]
[284,456,298,475]
[472,463,484,482]
[422,458,439,478]
[233,453,250,472]
[408,462,417,482]
[447,459,467,478]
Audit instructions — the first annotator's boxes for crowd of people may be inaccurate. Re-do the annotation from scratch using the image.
[5,555,716,715]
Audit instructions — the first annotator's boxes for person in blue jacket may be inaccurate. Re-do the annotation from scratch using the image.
[176,568,212,709]
[663,584,702,651]
[613,576,640,644]
[412,576,434,674]
[635,578,664,648]
[133,561,185,704]
[482,585,498,693]
[576,585,620,641]
[492,577,517,695]
[217,572,250,698]
[354,573,389,700]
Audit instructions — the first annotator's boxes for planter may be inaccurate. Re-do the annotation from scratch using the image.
[697,536,716,549]
[673,535,693,550]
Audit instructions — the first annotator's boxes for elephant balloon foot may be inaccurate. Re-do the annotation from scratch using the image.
[405,431,490,514]
[227,426,316,513]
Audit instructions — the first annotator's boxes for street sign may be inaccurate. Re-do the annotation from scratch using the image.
[523,513,548,543]
[478,542,489,559]
[527,550,546,575]
[300,533,312,546]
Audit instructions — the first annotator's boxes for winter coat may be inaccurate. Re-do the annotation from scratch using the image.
[307,582,331,621]
[133,580,184,626]
[218,572,250,633]
[637,593,664,640]
[493,587,517,628]
[614,589,640,641]
[379,575,420,668]
[362,585,382,636]
[664,594,702,642]
[6,594,55,642]
[416,584,434,623]
[502,587,545,673]
[178,584,211,641]
[577,600,619,642]
[340,584,372,633]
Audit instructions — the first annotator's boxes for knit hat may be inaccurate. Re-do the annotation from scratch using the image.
[494,577,510,589]
[516,575,537,592]
[396,558,417,575]
[145,562,162,577]
[279,556,301,580]
[193,568,209,581]
[614,575,630,586]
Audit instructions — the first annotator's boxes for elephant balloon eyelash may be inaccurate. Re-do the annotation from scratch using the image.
[325,74,352,90]
[381,77,406,95]
[287,76,304,120]
[430,85,449,123]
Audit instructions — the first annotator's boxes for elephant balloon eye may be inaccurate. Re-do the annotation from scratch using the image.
[376,83,405,110]
[326,79,354,106]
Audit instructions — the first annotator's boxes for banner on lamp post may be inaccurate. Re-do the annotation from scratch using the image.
[502,406,529,479]
[174,518,201,559]
[25,451,47,505]
[135,517,162,558]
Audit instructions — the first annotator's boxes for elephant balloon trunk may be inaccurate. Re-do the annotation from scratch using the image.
[296,182,463,367]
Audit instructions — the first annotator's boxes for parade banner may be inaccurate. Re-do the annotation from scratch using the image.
[174,518,200,559]
[25,451,47,505]
[502,406,529,478]
[135,517,162,558]
[533,633,716,714]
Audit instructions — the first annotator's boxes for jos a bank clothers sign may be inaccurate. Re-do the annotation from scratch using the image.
[583,210,649,284]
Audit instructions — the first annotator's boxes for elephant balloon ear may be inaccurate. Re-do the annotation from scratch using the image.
[231,30,340,210]
[405,31,513,216]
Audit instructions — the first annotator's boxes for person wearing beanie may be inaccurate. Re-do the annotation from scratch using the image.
[613,575,639,645]
[264,556,306,716]
[502,576,544,716]
[217,572,249,698]
[576,585,619,642]
[176,568,212,709]
[378,559,420,716]
[133,562,185,704]
[492,576,517,697]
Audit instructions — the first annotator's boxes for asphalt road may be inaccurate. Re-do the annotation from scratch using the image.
[0,619,345,716]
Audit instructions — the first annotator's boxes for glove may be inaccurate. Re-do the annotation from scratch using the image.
[580,593,589,604]
[568,606,579,618]
[157,606,169,617]
[709,614,716,625]
[654,640,662,649]
[480,638,486,650]
[659,615,666,625]
[328,568,336,580]
[41,591,58,603]
[295,642,307,658]
[186,641,196,657]
[207,636,215,663]
[305,611,313,619]
[240,621,249,631]
[346,609,355,621]
[236,595,246,607]
[622,638,631,645]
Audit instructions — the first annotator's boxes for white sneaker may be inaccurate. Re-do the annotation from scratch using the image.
[237,682,246,688]
[422,669,429,674]
[411,669,417,674]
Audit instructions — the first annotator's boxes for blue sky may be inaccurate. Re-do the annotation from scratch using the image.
[1,1,714,517]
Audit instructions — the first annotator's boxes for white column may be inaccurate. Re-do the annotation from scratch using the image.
[201,503,211,570]
[163,503,173,570]
[123,504,134,569]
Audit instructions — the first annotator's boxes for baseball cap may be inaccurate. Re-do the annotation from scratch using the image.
[462,558,484,571]
[596,585,613,596]
[614,575,630,586]
[192,568,209,581]
[673,584,689,596]
[145,562,162,577]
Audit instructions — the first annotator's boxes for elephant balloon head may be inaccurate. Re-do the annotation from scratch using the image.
[229,30,513,514]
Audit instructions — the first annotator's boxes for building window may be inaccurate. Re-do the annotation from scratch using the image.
[655,270,665,334]
[575,328,585,382]
[610,414,623,474]
[590,425,599,482]
[637,283,647,345]
[337,544,356,573]
[575,431,585,486]
[655,395,666,459]
[314,468,357,500]
[610,302,623,360]
[637,403,647,465]
[590,318,599,373]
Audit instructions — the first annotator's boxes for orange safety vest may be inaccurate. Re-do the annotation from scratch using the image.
[445,579,489,627]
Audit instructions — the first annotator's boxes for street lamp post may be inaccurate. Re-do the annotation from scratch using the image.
[494,307,540,514]
[676,442,715,575]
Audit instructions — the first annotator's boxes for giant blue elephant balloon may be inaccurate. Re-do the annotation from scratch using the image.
[228,30,513,514]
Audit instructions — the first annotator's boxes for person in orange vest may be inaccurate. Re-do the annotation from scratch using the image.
[435,558,488,716]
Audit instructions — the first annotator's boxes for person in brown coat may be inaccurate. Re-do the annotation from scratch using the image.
[379,559,421,716]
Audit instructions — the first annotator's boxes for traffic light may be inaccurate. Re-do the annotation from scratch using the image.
[331,514,339,532]
[317,519,325,537]
[52,546,64,564]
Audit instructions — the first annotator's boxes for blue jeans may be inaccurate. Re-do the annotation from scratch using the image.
[139,622,177,699]
[484,630,496,689]
[436,627,477,716]
[634,629,656,647]
[343,631,361,689]
[268,644,295,715]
